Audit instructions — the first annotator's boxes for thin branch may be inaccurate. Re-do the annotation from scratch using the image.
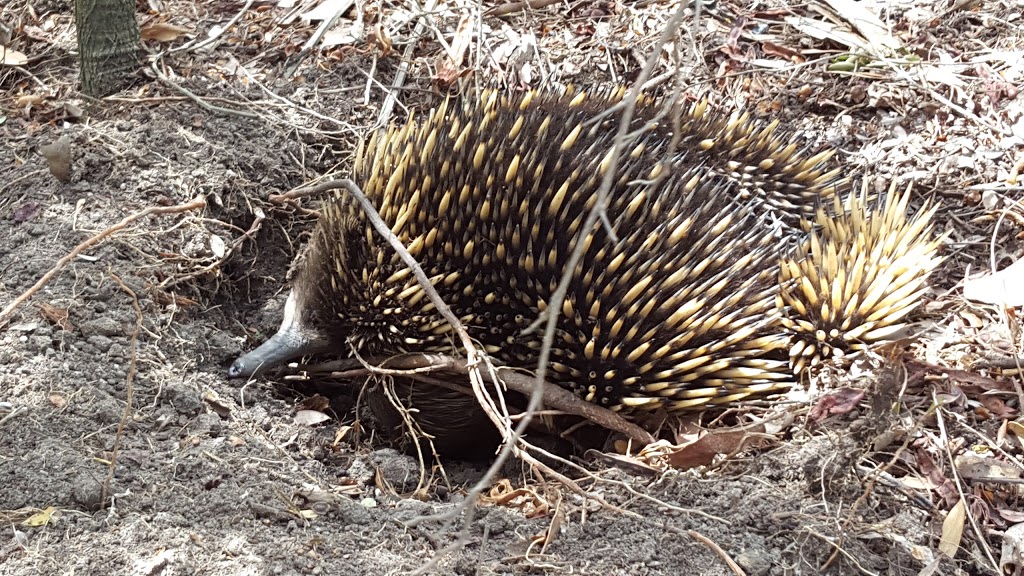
[102,273,142,511]
[312,354,655,444]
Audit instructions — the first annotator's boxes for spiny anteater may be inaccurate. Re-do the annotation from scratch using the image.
[228,87,940,419]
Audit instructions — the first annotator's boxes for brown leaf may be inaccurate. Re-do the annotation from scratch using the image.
[367,25,392,57]
[1007,420,1024,439]
[1,44,28,66]
[996,508,1024,522]
[11,201,43,223]
[808,388,866,422]
[147,284,198,308]
[434,15,472,86]
[917,450,957,504]
[907,360,1019,395]
[38,136,71,182]
[294,410,331,426]
[140,22,192,43]
[762,41,803,62]
[482,479,549,518]
[15,94,46,108]
[37,302,73,331]
[977,395,1017,419]
[202,389,232,419]
[939,498,966,557]
[667,424,772,470]
[295,394,330,412]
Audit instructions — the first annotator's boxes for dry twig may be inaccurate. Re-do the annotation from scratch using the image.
[315,354,655,445]
[103,273,141,510]
[934,400,1000,571]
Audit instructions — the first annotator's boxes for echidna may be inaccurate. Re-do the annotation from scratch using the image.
[228,87,940,418]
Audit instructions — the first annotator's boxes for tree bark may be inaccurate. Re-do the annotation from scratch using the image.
[75,0,140,97]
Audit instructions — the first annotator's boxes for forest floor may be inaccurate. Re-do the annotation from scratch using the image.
[1,0,1023,574]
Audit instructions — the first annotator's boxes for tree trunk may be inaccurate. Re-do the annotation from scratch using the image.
[75,0,140,97]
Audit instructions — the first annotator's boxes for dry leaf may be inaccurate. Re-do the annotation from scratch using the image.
[955,452,1022,481]
[900,476,939,490]
[1001,522,1024,575]
[964,259,1024,306]
[301,0,355,22]
[977,395,1017,419]
[1,45,28,66]
[202,389,232,419]
[666,424,772,470]
[820,0,901,51]
[997,509,1024,523]
[808,388,866,422]
[529,495,563,557]
[482,479,549,518]
[294,410,330,426]
[295,394,330,412]
[38,136,71,182]
[22,506,59,527]
[15,94,45,108]
[939,498,966,557]
[48,393,67,409]
[435,14,474,86]
[784,16,870,52]
[762,41,803,62]
[140,22,192,42]
[332,425,352,446]
[38,302,73,331]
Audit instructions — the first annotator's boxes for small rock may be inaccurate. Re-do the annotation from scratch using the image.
[88,391,124,425]
[163,383,202,417]
[87,335,113,353]
[335,497,372,525]
[70,473,104,511]
[481,507,515,537]
[736,550,772,576]
[369,449,420,493]
[79,318,124,338]
[27,335,50,353]
[345,458,374,486]
[191,412,222,436]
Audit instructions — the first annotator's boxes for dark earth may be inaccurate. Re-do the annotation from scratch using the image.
[2,0,1022,574]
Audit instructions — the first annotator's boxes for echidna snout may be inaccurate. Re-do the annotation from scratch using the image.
[228,290,331,379]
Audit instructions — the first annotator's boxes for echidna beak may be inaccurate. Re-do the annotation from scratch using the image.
[227,291,330,379]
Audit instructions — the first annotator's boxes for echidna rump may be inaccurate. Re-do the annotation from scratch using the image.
[779,183,944,374]
[228,87,941,418]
